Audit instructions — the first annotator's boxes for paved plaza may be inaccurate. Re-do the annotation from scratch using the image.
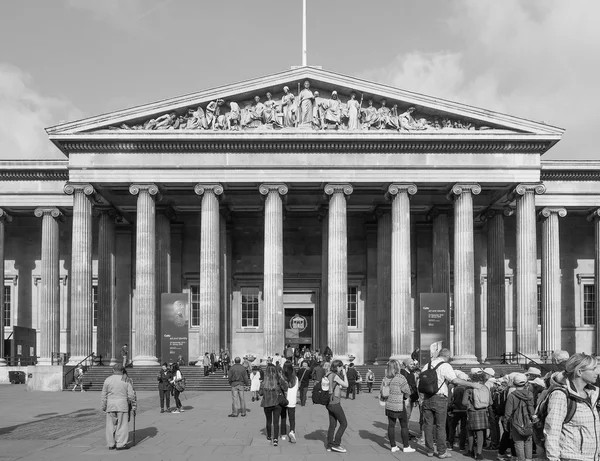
[0,385,486,461]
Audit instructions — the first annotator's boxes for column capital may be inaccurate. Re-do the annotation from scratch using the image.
[480,206,514,222]
[194,183,224,196]
[539,207,567,220]
[511,182,546,199]
[259,183,288,196]
[129,183,160,197]
[587,208,600,222]
[34,207,63,220]
[446,183,481,201]
[388,183,417,197]
[324,183,353,196]
[0,208,12,223]
[63,183,95,196]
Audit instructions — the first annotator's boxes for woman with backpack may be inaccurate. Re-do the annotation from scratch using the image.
[462,370,491,460]
[382,359,415,453]
[504,373,535,461]
[544,353,600,461]
[169,363,185,413]
[280,361,299,443]
[250,366,261,402]
[258,364,288,447]
[325,359,349,453]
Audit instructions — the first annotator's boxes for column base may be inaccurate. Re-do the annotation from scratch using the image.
[389,354,411,362]
[484,356,505,365]
[36,357,53,366]
[0,358,6,367]
[450,355,480,365]
[109,357,118,367]
[132,355,160,366]
[67,356,89,366]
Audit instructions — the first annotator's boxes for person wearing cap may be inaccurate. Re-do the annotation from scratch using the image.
[447,370,469,452]
[504,373,534,461]
[480,367,500,450]
[366,368,375,393]
[400,358,419,420]
[101,363,137,451]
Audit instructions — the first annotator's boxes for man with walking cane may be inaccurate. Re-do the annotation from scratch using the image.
[101,363,137,451]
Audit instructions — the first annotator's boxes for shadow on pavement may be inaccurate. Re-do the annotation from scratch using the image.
[304,429,327,448]
[358,429,389,449]
[131,426,158,446]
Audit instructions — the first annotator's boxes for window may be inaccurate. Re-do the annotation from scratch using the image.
[584,284,596,326]
[190,285,200,327]
[537,284,542,326]
[3,285,10,328]
[92,285,98,328]
[241,287,259,328]
[347,285,358,327]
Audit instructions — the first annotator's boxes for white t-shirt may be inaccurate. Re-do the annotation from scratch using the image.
[421,358,457,397]
[286,379,299,408]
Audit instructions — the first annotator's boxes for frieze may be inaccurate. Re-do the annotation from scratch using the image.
[0,170,69,181]
[102,81,514,134]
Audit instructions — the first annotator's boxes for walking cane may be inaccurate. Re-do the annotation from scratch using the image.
[133,411,136,447]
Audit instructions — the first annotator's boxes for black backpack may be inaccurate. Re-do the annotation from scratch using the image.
[312,373,335,405]
[492,388,507,416]
[417,362,444,397]
[532,387,577,444]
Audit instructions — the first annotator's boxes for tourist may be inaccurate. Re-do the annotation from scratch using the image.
[221,349,231,378]
[366,368,375,393]
[294,347,301,366]
[250,366,261,402]
[383,359,415,453]
[120,344,128,367]
[325,359,349,453]
[259,364,288,447]
[157,362,172,413]
[202,352,211,377]
[420,348,475,459]
[447,371,469,452]
[280,361,298,443]
[400,358,419,419]
[312,360,325,384]
[550,350,570,372]
[504,373,534,461]
[101,363,136,451]
[284,344,294,363]
[345,363,358,399]
[297,361,311,406]
[463,370,490,460]
[324,345,333,362]
[210,350,216,374]
[545,353,600,461]
[227,356,249,417]
[72,364,85,392]
[170,363,185,414]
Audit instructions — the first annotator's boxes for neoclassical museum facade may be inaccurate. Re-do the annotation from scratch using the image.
[1,67,599,370]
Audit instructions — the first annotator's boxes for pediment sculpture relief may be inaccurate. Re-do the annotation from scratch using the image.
[108,80,498,133]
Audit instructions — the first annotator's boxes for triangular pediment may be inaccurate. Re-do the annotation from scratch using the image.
[46,67,563,140]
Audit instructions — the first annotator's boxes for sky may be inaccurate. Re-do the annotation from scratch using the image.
[0,0,598,161]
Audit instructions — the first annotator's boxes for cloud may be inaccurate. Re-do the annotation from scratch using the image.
[0,63,82,159]
[65,0,172,30]
[360,0,600,159]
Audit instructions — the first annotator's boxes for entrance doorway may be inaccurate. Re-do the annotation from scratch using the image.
[283,290,316,351]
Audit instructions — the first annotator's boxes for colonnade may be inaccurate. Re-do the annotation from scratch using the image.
[2,181,598,366]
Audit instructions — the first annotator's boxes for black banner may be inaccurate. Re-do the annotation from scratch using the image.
[161,293,189,364]
[419,293,448,364]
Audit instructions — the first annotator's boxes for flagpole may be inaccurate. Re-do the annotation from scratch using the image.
[302,0,307,67]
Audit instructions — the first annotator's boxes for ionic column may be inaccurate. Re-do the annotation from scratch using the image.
[0,209,12,366]
[375,209,391,362]
[513,183,546,360]
[589,209,600,354]
[260,184,288,356]
[34,207,62,365]
[155,206,174,358]
[325,183,353,359]
[97,208,118,365]
[194,184,223,360]
[64,184,95,365]
[484,208,512,363]
[540,207,566,353]
[129,184,160,366]
[389,184,417,358]
[448,183,481,364]
[430,207,451,344]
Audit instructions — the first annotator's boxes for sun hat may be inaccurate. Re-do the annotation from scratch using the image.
[526,367,542,376]
[512,373,528,386]
[483,367,495,377]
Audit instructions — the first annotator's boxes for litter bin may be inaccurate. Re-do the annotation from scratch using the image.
[8,371,26,384]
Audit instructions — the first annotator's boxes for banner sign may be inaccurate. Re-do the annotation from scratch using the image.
[284,310,313,345]
[161,293,189,364]
[419,293,448,365]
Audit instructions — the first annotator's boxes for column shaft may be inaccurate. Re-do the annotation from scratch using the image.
[431,210,451,345]
[594,212,600,354]
[155,210,172,358]
[260,184,287,356]
[98,210,117,365]
[450,184,480,363]
[319,211,328,351]
[486,210,507,362]
[325,184,352,358]
[376,211,391,361]
[0,209,11,366]
[35,208,62,365]
[130,184,159,365]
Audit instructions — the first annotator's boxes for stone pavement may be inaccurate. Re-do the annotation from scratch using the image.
[0,385,484,461]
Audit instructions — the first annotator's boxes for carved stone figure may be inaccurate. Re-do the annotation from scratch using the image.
[206,99,224,129]
[262,92,281,127]
[399,107,427,131]
[312,91,323,129]
[246,96,265,128]
[377,100,392,130]
[281,86,295,128]
[227,101,241,131]
[346,93,361,130]
[185,106,207,130]
[298,80,314,126]
[322,91,342,129]
[361,99,379,130]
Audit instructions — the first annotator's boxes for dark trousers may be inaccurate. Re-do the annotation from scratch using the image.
[173,389,182,409]
[159,388,170,410]
[203,366,209,376]
[263,405,282,440]
[326,403,348,448]
[345,381,356,399]
[499,425,516,456]
[299,386,308,406]
[422,394,449,455]
[448,412,467,449]
[280,406,296,434]
[388,409,409,448]
[367,381,373,393]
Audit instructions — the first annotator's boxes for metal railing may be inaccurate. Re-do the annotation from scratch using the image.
[2,356,36,366]
[509,350,554,374]
[63,352,95,389]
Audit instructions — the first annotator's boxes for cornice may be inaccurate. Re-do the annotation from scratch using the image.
[0,170,69,181]
[541,170,600,181]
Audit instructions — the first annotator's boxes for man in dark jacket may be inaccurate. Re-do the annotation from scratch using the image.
[297,361,312,406]
[312,361,325,384]
[401,358,419,419]
[157,362,172,413]
[345,363,359,400]
[228,356,250,417]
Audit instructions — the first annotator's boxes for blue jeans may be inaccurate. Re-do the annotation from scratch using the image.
[422,394,449,455]
[231,384,246,415]
[326,403,348,448]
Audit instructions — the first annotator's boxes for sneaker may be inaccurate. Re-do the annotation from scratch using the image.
[180,408,185,412]
[160,409,164,413]
[171,409,180,414]
[273,439,278,447]
[404,447,416,453]
[288,431,296,443]
[281,435,286,441]
[427,453,435,458]
[475,455,484,461]
[331,446,347,453]
[391,446,401,453]
[326,448,332,452]
[438,453,452,459]
[267,436,271,441]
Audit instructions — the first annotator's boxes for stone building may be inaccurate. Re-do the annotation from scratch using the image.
[1,67,599,372]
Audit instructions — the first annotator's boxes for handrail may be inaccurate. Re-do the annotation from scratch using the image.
[3,356,36,366]
[63,352,96,389]
[514,351,553,373]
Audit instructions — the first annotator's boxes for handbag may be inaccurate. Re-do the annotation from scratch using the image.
[278,383,289,407]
